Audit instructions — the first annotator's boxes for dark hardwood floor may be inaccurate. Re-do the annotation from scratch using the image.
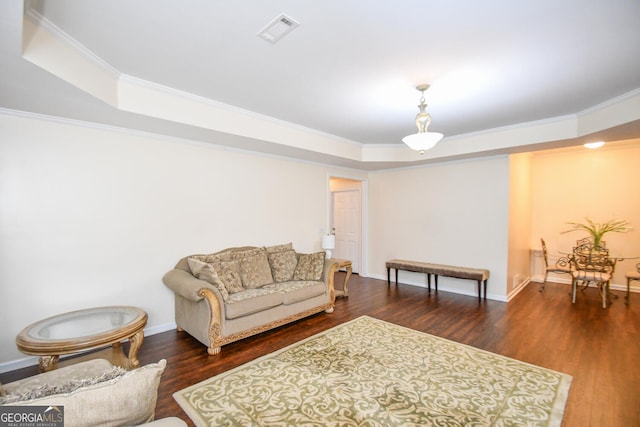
[3,274,639,426]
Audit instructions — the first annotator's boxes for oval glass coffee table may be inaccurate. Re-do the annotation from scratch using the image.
[16,306,147,372]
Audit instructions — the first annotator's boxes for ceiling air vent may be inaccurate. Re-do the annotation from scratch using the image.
[257,13,300,44]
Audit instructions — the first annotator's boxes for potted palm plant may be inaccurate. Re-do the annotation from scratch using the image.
[562,218,632,247]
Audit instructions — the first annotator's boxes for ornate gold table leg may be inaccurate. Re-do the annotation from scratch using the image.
[333,259,352,298]
[38,355,59,372]
[127,330,144,368]
[342,262,353,296]
[109,342,128,368]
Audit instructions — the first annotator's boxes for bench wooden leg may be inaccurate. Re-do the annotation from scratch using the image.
[434,275,438,292]
[426,273,431,292]
[387,267,399,286]
[483,280,488,300]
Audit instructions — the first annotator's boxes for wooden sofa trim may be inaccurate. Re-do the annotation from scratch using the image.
[386,259,489,300]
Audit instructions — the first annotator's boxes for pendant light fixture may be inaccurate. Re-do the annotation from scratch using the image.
[402,84,443,154]
[584,141,605,149]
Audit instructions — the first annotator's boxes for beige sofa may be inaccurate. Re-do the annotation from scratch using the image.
[162,244,340,355]
[0,358,185,427]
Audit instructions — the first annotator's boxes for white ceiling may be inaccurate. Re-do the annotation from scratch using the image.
[2,0,640,170]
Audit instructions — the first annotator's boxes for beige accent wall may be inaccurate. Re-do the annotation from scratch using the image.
[507,153,533,296]
[368,157,510,299]
[530,139,640,288]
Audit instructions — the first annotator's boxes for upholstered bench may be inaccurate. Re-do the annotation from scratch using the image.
[386,259,489,299]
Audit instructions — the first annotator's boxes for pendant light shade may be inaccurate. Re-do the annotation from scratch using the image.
[402,84,443,154]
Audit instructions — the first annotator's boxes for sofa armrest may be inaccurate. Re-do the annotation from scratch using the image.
[323,258,340,304]
[323,258,340,284]
[162,269,222,302]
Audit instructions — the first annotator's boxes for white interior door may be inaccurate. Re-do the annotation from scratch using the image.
[332,190,361,273]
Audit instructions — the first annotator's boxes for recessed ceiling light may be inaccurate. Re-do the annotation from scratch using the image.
[257,13,300,44]
[584,141,605,149]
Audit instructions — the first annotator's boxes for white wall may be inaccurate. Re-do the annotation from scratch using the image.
[0,113,358,367]
[368,156,511,300]
[530,139,640,288]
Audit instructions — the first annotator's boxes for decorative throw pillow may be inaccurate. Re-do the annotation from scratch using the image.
[240,252,274,289]
[217,260,244,294]
[3,360,166,427]
[230,247,264,261]
[187,257,230,301]
[268,250,298,283]
[266,242,294,253]
[0,366,127,404]
[293,252,326,281]
[189,254,209,263]
[203,251,232,264]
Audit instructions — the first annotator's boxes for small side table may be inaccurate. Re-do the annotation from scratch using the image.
[16,306,147,372]
[332,258,353,297]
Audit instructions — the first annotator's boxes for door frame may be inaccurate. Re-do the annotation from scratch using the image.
[327,175,368,276]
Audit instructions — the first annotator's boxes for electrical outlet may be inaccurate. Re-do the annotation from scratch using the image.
[512,274,521,288]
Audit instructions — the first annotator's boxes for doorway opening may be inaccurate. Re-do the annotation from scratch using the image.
[329,177,365,274]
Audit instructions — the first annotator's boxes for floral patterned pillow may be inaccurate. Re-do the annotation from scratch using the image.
[293,252,326,281]
[240,252,274,289]
[217,260,244,294]
[230,248,264,261]
[268,250,298,283]
[187,257,230,301]
[203,251,232,264]
[266,243,294,253]
[0,366,127,404]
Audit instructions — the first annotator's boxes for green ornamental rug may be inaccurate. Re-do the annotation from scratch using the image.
[174,316,572,426]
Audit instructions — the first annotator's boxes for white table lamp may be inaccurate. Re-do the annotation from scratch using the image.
[322,234,335,259]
